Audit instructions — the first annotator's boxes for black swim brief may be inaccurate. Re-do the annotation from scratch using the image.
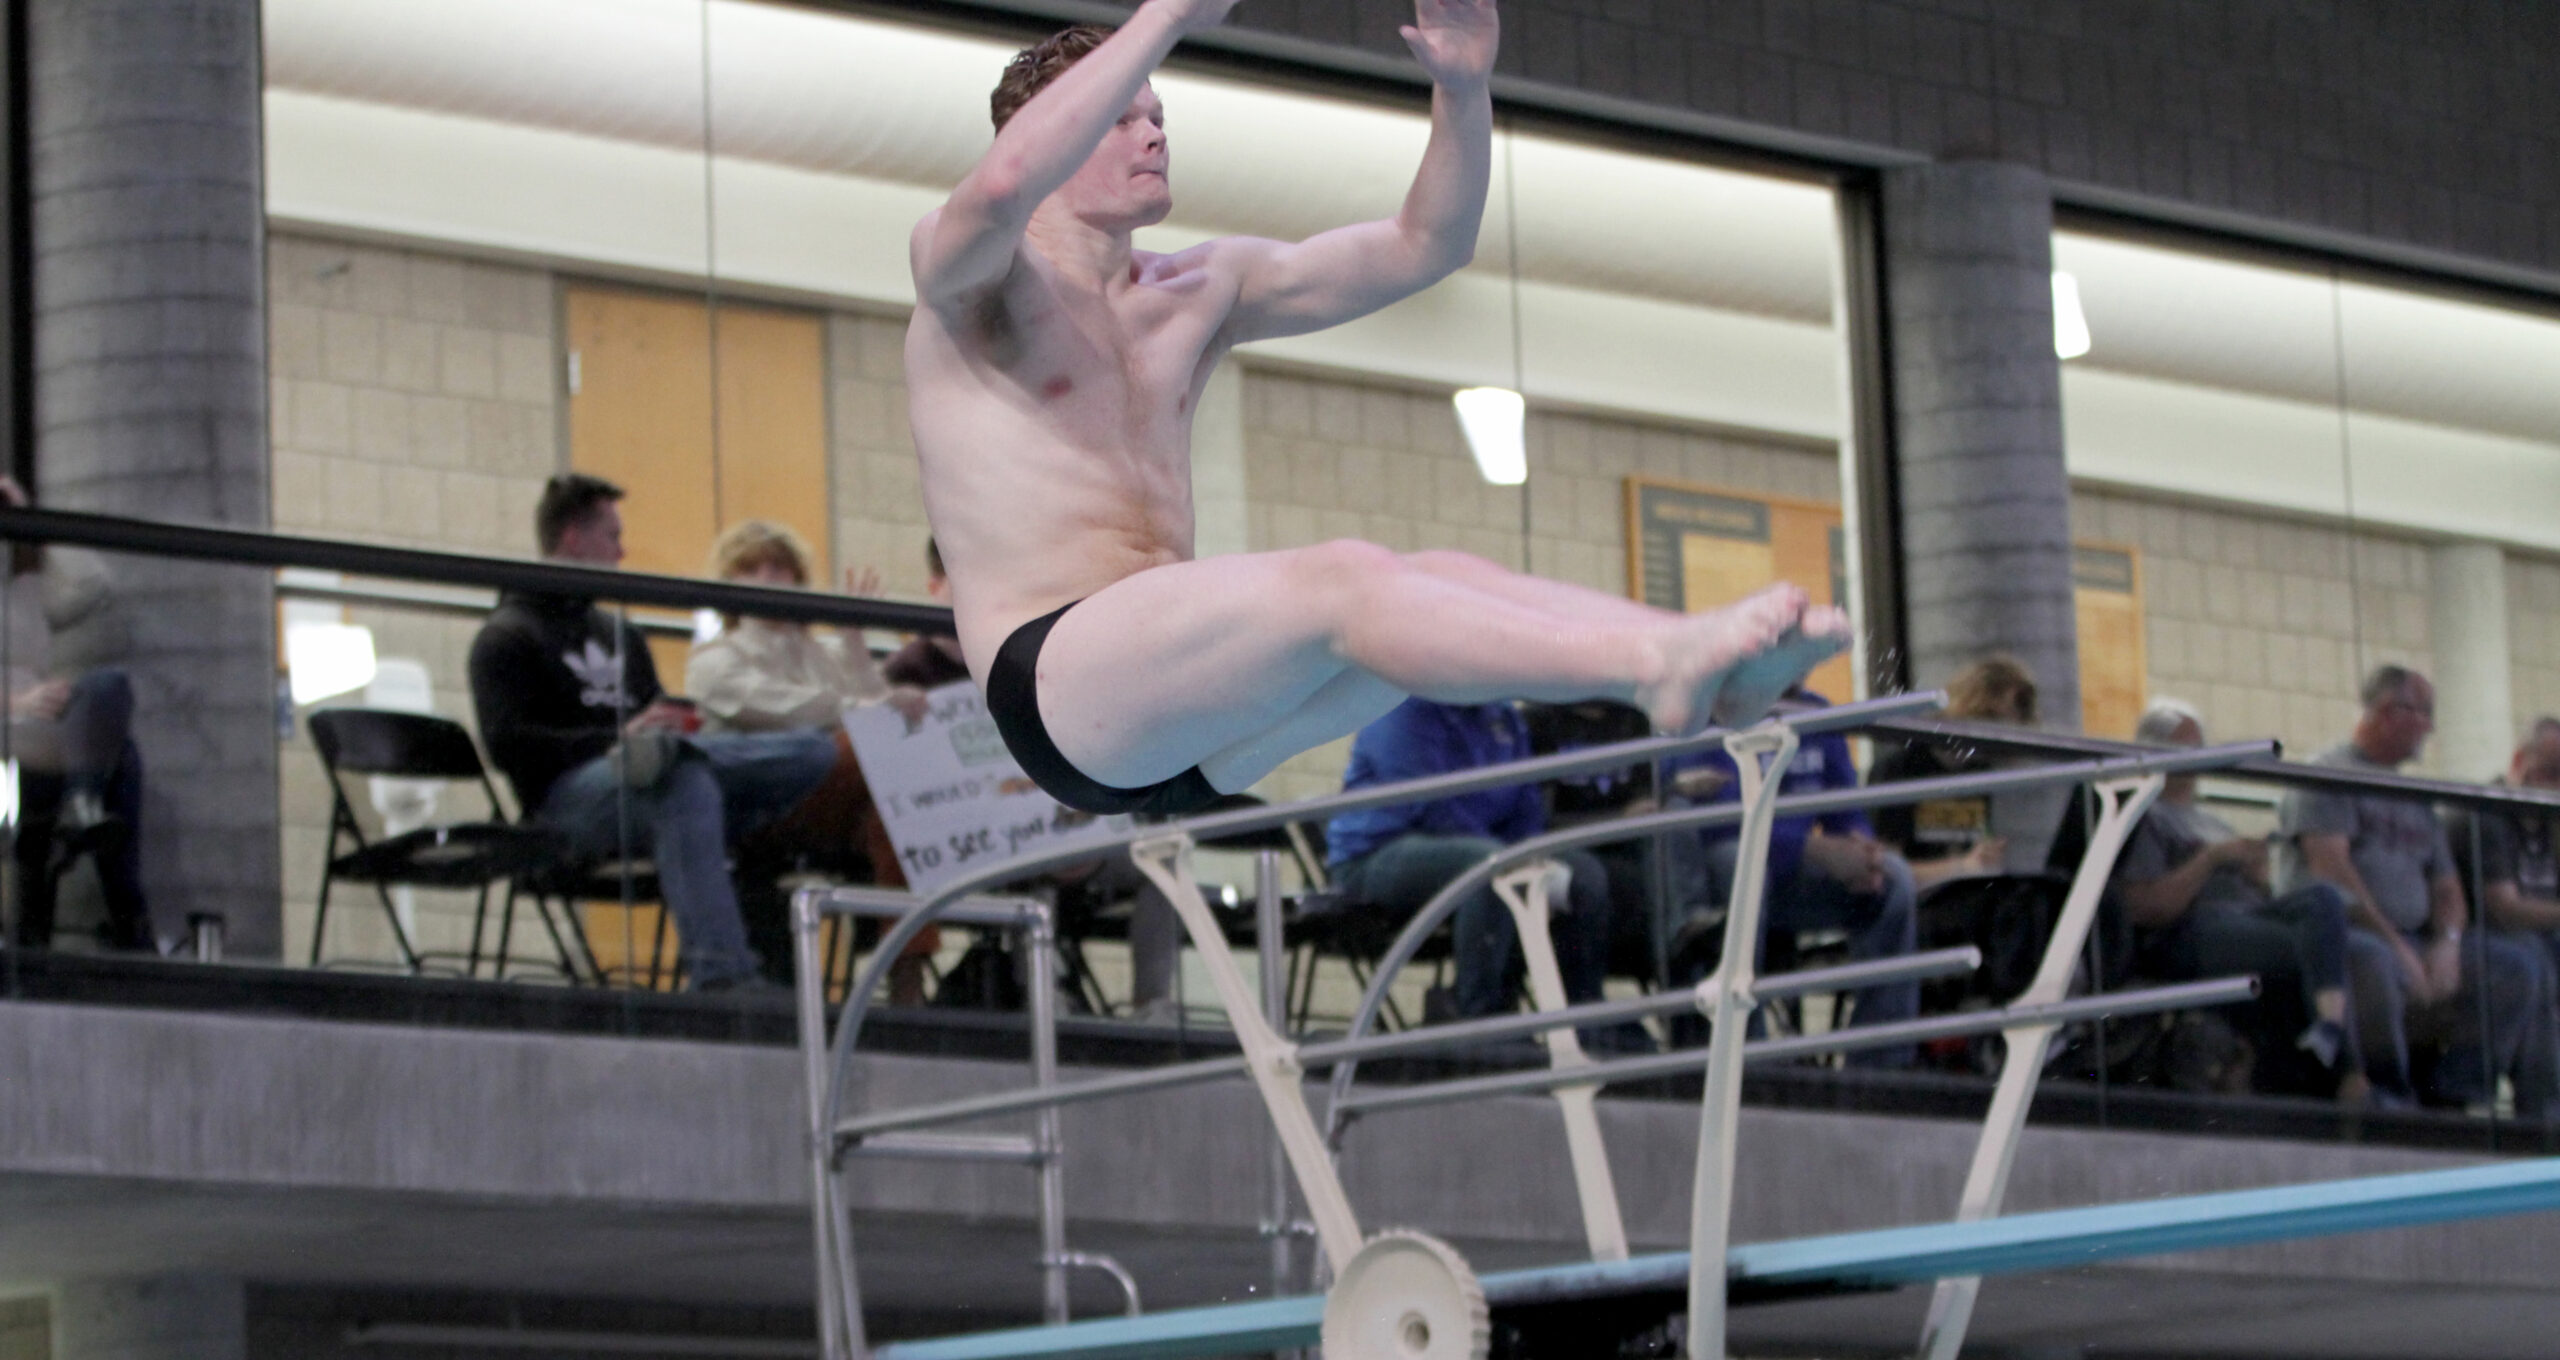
[985,600,1223,819]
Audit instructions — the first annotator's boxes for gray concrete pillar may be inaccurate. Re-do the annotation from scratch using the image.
[51,1274,244,1360]
[28,0,279,952]
[2429,541,2512,782]
[1882,162,2081,730]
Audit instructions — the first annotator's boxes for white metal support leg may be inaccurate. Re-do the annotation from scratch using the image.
[1492,861,1630,1262]
[1129,833,1367,1274]
[1024,904,1072,1325]
[1917,774,2165,1360]
[792,890,859,1360]
[1686,723,1798,1360]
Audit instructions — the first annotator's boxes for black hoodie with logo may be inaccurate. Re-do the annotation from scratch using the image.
[467,590,663,812]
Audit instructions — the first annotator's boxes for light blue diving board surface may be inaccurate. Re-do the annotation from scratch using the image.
[874,1158,2560,1360]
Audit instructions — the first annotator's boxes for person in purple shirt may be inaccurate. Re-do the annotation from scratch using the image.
[1326,697,1638,1045]
[1665,687,1919,1066]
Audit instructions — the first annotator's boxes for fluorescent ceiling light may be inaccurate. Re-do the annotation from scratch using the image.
[287,621,380,706]
[2052,271,2092,360]
[1453,386,1527,485]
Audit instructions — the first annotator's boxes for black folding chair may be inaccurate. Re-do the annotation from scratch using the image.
[1272,817,1455,1032]
[305,708,578,977]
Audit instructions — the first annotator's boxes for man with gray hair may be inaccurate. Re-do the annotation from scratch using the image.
[2118,699,2372,1099]
[2449,719,2560,987]
[2277,666,2560,1116]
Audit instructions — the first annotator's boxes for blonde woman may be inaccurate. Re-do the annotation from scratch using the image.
[688,520,927,733]
[1869,655,2038,888]
[688,519,932,1000]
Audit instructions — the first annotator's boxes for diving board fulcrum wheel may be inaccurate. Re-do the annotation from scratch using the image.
[1320,1230,1490,1360]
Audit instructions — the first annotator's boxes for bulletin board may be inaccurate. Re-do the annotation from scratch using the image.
[1625,477,1855,703]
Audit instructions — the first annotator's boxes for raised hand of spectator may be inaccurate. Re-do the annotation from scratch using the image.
[842,564,883,598]
[10,677,70,722]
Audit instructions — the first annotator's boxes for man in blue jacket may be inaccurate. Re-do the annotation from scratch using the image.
[1326,697,1640,1046]
[1668,687,1919,1066]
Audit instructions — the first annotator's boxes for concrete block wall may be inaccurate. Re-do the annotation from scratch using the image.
[1242,366,1840,803]
[2071,488,2442,770]
[268,231,562,965]
[267,234,557,555]
[2506,555,2560,740]
[827,312,936,599]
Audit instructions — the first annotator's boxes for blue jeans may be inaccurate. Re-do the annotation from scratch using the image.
[9,669,148,949]
[1335,835,1612,1021]
[539,729,837,986]
[1696,836,1921,1068]
[2348,924,2560,1116]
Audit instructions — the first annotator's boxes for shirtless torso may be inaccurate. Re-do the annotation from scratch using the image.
[906,206,1230,676]
[906,0,1847,813]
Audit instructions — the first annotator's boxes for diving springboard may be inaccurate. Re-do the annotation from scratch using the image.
[874,1157,2560,1360]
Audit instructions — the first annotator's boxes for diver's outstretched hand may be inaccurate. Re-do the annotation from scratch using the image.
[1402,0,1498,89]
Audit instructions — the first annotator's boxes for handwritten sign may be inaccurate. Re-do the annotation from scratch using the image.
[842,682,1134,894]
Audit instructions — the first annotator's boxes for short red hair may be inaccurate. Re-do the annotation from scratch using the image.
[991,26,1113,130]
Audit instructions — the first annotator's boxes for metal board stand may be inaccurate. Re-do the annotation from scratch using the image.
[1916,774,2164,1360]
[1682,723,1795,1359]
[795,696,2299,1359]
[1491,861,1629,1262]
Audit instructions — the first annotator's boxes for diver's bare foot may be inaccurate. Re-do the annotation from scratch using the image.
[1634,585,1806,736]
[1712,603,1853,725]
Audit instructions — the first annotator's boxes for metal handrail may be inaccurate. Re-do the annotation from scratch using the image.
[1874,715,2560,815]
[0,504,950,632]
[810,692,1947,1142]
[826,947,1986,1145]
[1314,737,2280,1140]
[1334,975,2261,1118]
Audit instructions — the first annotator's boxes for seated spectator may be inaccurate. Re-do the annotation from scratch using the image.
[2278,665,2559,1115]
[2450,718,2560,1002]
[1325,696,1646,1050]
[1664,686,1919,1066]
[688,518,933,998]
[1522,698,1667,992]
[687,519,927,735]
[1,477,148,952]
[470,474,879,992]
[1871,655,2134,1025]
[1869,656,2034,888]
[883,537,971,691]
[2117,699,2367,1101]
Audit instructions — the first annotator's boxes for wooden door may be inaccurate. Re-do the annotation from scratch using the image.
[2073,544,2147,738]
[563,284,833,685]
